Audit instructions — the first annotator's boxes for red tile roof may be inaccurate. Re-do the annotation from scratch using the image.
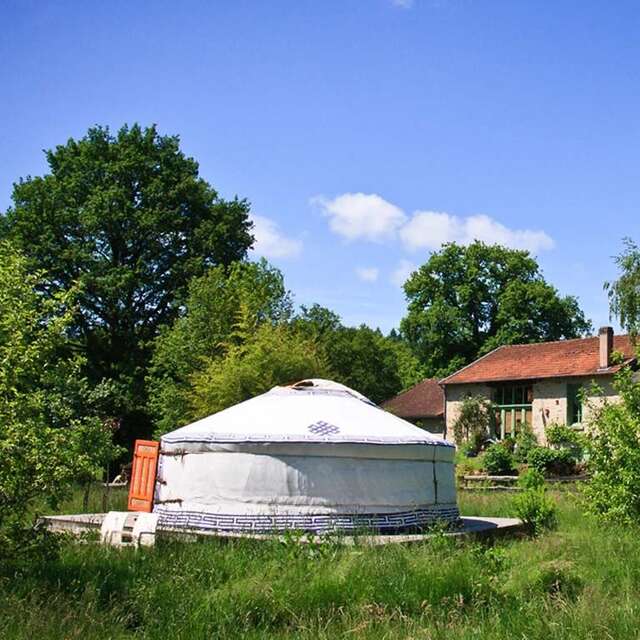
[382,379,444,418]
[440,335,637,385]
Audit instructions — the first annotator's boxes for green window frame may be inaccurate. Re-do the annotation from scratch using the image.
[567,383,583,426]
[494,384,533,439]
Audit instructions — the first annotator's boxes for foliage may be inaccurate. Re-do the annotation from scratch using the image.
[605,237,640,336]
[320,325,405,404]
[400,242,592,377]
[582,368,640,523]
[527,446,576,477]
[0,244,120,557]
[517,468,546,490]
[545,423,584,458]
[295,305,421,402]
[293,303,343,340]
[1,124,253,444]
[513,424,537,463]
[187,319,329,421]
[483,442,516,475]
[452,395,494,454]
[454,448,484,478]
[385,330,428,390]
[511,487,558,535]
[149,260,292,434]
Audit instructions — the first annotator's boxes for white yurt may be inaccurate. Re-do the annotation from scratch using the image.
[153,379,459,534]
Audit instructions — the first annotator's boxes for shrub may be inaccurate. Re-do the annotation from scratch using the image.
[458,441,477,458]
[483,442,515,475]
[452,395,495,455]
[513,425,537,463]
[527,446,575,476]
[512,488,557,535]
[518,468,546,490]
[583,368,640,523]
[545,423,584,456]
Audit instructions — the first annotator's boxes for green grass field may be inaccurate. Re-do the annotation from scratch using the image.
[3,488,640,639]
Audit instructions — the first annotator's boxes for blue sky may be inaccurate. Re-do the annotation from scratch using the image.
[2,1,639,333]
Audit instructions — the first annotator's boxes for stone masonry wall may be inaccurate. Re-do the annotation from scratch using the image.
[445,376,619,445]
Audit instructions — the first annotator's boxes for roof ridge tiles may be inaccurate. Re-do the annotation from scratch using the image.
[439,344,507,385]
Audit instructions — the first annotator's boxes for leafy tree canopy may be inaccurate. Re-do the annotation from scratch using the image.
[605,237,640,337]
[1,124,253,441]
[0,244,120,558]
[149,259,292,435]
[294,305,423,403]
[323,325,405,404]
[400,242,592,377]
[189,320,329,420]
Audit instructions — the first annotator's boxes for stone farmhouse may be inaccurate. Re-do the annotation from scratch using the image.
[439,327,636,444]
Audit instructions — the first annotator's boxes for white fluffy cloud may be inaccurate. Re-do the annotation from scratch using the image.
[250,214,302,259]
[355,267,380,283]
[399,211,554,253]
[391,259,417,287]
[313,193,406,242]
[391,0,414,8]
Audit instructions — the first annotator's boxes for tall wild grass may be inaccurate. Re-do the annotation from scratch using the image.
[3,489,640,639]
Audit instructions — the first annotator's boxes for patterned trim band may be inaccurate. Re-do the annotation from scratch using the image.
[161,432,453,447]
[154,506,460,534]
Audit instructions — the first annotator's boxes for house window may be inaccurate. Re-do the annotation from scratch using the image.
[567,383,583,425]
[494,384,533,439]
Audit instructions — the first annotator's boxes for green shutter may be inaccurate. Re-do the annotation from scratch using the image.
[567,384,583,425]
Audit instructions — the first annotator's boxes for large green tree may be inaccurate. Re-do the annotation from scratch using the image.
[400,242,592,377]
[324,325,405,404]
[189,321,329,420]
[294,305,423,402]
[149,259,293,435]
[1,124,253,443]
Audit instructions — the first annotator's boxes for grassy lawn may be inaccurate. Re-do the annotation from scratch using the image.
[3,488,640,639]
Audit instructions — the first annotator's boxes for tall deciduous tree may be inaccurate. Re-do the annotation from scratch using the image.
[400,242,592,377]
[605,237,640,336]
[149,259,293,435]
[324,325,405,404]
[294,305,422,402]
[1,124,253,443]
[189,320,329,420]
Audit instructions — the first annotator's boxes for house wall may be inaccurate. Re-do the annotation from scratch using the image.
[444,376,618,445]
[411,416,445,436]
[444,383,494,443]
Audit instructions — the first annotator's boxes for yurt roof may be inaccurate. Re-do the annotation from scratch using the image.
[162,379,453,448]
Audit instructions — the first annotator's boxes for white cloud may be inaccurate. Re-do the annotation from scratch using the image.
[313,193,407,242]
[391,259,417,287]
[250,214,302,259]
[391,0,414,8]
[399,211,554,253]
[355,267,380,283]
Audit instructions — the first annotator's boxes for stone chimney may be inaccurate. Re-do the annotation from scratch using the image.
[599,326,614,369]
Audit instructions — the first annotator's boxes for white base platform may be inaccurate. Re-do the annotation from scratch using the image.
[41,513,524,544]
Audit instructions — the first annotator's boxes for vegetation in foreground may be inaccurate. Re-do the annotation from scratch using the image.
[3,490,640,640]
